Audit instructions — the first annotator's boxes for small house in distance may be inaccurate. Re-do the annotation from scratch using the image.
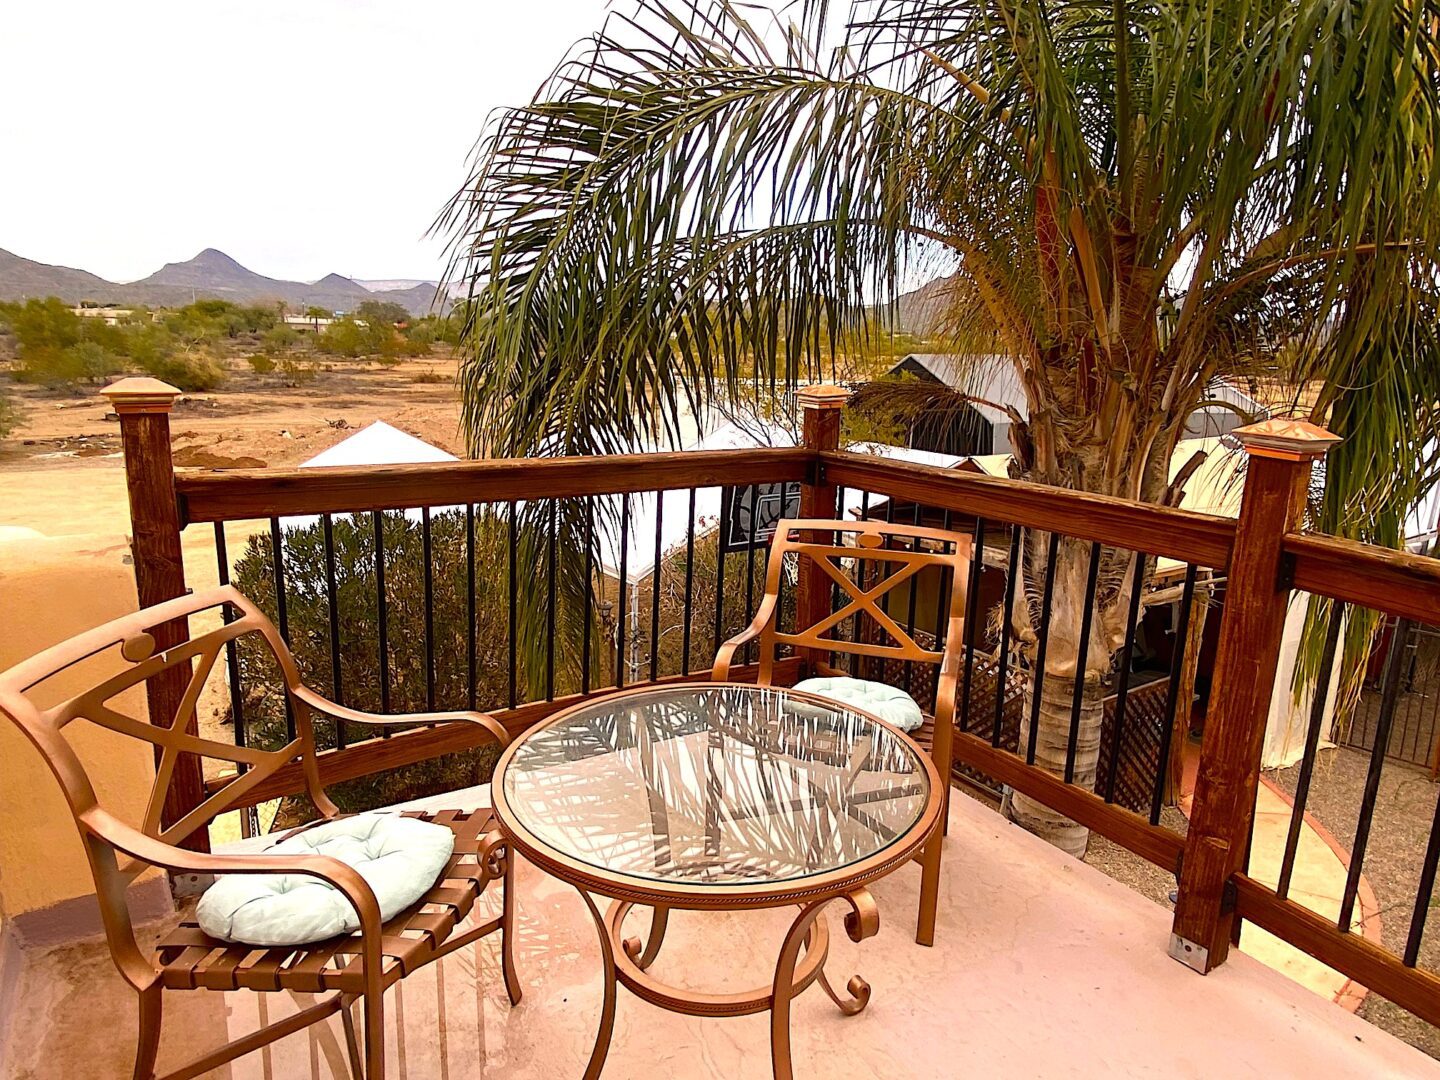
[881,353,1267,457]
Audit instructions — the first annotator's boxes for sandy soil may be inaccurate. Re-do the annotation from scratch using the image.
[0,352,470,789]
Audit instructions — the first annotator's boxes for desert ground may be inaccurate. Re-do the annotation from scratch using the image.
[1,352,470,590]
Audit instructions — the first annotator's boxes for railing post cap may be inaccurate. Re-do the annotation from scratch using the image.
[102,377,183,414]
[796,383,849,410]
[1232,418,1342,461]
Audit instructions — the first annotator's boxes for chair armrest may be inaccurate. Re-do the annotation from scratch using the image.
[85,809,384,935]
[712,593,779,681]
[291,684,510,747]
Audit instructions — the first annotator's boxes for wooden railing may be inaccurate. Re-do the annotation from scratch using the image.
[101,379,1440,1031]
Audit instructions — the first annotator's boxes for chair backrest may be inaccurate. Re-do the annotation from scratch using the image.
[750,518,973,724]
[0,585,328,892]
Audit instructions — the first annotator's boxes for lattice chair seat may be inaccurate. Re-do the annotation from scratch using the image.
[161,809,503,993]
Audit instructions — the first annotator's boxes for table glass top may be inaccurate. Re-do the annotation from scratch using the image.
[499,684,932,887]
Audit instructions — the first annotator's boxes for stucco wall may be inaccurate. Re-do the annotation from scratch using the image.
[0,530,159,919]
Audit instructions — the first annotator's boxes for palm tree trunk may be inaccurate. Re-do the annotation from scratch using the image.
[1005,672,1105,857]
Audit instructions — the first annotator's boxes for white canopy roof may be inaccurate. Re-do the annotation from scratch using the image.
[286,421,457,528]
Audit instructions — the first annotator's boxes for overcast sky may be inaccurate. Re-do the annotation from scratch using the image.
[0,0,611,284]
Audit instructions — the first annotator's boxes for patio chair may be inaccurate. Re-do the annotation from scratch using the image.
[713,517,972,946]
[0,584,520,1080]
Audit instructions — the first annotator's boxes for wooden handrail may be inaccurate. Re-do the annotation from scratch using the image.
[175,448,815,524]
[1286,532,1440,625]
[822,451,1236,569]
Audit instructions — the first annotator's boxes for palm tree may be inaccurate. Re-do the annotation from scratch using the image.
[439,0,1440,855]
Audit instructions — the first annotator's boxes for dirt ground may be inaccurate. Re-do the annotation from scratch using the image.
[0,352,470,778]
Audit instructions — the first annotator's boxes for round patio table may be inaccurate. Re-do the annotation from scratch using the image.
[490,682,943,1080]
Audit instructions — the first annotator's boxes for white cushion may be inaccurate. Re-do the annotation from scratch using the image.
[196,813,455,946]
[792,676,925,733]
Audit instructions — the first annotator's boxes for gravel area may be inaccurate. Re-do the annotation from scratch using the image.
[1084,806,1190,909]
[1268,746,1440,1058]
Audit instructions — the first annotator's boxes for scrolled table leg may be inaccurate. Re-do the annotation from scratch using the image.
[816,888,877,1017]
[579,890,618,1080]
[621,905,669,971]
[770,897,836,1080]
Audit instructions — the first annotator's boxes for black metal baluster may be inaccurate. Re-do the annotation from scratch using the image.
[714,487,731,659]
[904,503,923,694]
[372,511,390,728]
[322,514,346,748]
[583,497,594,694]
[1103,550,1148,802]
[994,525,1022,747]
[466,503,477,711]
[1277,604,1345,898]
[214,523,246,760]
[422,506,436,712]
[1340,618,1411,932]
[508,500,517,710]
[1150,566,1198,823]
[960,518,986,733]
[650,491,664,680]
[546,499,558,701]
[1405,791,1440,966]
[1026,531,1061,766]
[617,493,630,688]
[1063,542,1103,785]
[269,517,296,742]
[682,487,697,674]
[931,509,955,705]
[743,485,758,665]
[853,491,871,647]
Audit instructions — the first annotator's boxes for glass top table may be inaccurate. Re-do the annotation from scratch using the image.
[490,682,945,1080]
[492,683,940,903]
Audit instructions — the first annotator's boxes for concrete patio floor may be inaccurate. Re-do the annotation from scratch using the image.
[5,792,1436,1080]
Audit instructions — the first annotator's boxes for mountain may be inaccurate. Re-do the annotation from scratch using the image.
[355,278,438,293]
[889,274,958,337]
[0,247,123,303]
[0,247,439,316]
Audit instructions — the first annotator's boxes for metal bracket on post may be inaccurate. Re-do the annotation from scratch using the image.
[1167,933,1210,974]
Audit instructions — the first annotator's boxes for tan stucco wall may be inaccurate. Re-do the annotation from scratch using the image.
[0,531,158,918]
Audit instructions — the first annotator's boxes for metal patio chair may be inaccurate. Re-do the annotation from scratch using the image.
[714,517,972,946]
[0,585,520,1080]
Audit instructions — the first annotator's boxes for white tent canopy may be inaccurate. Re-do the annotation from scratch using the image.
[286,421,458,528]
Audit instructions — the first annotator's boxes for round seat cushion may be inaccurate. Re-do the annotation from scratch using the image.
[196,813,456,947]
[792,676,925,733]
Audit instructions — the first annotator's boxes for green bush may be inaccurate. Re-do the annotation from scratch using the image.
[262,325,300,354]
[316,318,367,358]
[247,353,277,374]
[140,352,226,391]
[229,505,778,826]
[0,387,22,439]
[232,511,525,819]
[279,356,316,386]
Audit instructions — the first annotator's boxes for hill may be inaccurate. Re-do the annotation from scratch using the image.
[0,247,439,316]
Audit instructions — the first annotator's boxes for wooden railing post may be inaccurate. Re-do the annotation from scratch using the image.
[102,376,209,852]
[796,384,848,677]
[1170,419,1339,971]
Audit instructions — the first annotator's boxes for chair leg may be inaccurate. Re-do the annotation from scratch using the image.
[362,989,385,1080]
[502,844,523,1006]
[915,830,943,947]
[341,996,364,1080]
[133,982,163,1080]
